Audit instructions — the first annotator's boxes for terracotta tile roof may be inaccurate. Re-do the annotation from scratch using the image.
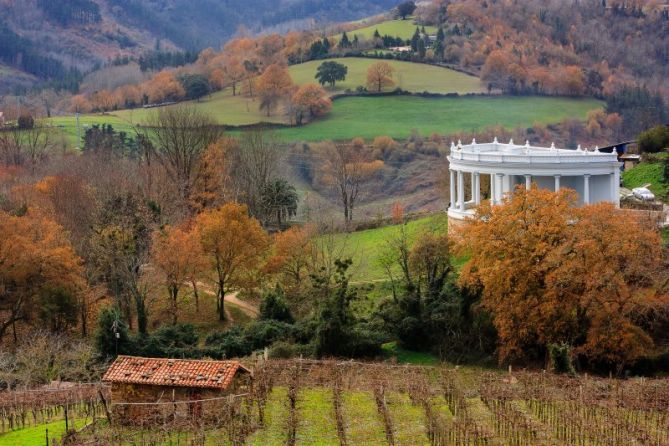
[102,356,249,390]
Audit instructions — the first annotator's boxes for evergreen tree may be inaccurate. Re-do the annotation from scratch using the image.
[338,31,351,49]
[315,61,348,88]
[418,39,427,59]
[411,27,421,51]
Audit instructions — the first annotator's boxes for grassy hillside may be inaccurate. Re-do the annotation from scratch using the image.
[622,153,669,201]
[288,57,485,95]
[328,214,448,282]
[348,18,438,40]
[49,95,602,147]
[276,95,603,142]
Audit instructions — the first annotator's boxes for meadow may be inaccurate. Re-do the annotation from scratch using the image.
[288,57,485,95]
[327,213,448,282]
[622,152,669,200]
[49,95,603,147]
[276,95,603,142]
[347,18,438,40]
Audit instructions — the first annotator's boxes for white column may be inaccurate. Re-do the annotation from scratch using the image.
[554,174,561,191]
[490,173,496,204]
[525,174,532,190]
[474,172,481,204]
[457,170,465,210]
[612,169,620,207]
[470,173,475,202]
[583,174,590,205]
[449,169,455,209]
[496,173,505,203]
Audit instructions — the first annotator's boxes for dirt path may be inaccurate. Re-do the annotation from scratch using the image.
[190,281,259,318]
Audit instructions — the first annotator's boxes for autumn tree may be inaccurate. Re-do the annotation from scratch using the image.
[0,211,84,343]
[265,225,316,289]
[291,83,332,125]
[152,225,206,324]
[256,63,294,116]
[319,140,383,225]
[366,61,395,93]
[195,203,270,321]
[458,187,668,369]
[146,105,223,206]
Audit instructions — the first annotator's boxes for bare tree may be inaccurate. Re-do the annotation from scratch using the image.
[319,141,382,226]
[145,106,223,205]
[0,124,53,170]
[229,129,282,219]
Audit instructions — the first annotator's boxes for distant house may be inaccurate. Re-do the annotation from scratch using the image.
[102,356,251,424]
[389,45,412,52]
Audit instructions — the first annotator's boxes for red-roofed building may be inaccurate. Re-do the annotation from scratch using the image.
[102,356,251,423]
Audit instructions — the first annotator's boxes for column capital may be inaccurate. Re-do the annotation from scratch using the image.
[584,173,591,178]
[554,174,561,178]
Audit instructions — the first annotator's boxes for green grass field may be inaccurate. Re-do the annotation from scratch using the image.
[49,95,602,146]
[328,214,448,282]
[288,57,484,95]
[276,95,603,142]
[622,153,669,200]
[348,18,438,40]
[0,418,87,446]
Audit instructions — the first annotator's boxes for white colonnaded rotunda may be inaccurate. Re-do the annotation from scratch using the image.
[447,138,622,223]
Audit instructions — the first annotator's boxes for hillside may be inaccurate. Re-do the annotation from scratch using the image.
[0,0,399,92]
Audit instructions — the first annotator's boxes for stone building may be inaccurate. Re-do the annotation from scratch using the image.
[102,355,251,424]
[447,139,621,224]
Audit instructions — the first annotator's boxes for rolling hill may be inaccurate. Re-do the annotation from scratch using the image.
[0,0,400,92]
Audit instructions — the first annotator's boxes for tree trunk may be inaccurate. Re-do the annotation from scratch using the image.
[192,280,200,312]
[218,279,226,321]
[170,285,178,325]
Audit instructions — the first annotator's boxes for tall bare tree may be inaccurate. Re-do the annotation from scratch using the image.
[145,106,223,206]
[319,141,382,226]
[229,129,282,219]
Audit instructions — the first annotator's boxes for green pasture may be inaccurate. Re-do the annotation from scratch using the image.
[348,18,438,40]
[327,214,448,282]
[622,152,669,200]
[48,95,602,147]
[275,95,603,142]
[288,57,485,95]
[0,418,87,446]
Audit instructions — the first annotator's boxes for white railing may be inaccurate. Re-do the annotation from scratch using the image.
[450,151,617,164]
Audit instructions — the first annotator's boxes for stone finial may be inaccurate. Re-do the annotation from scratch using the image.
[472,138,476,144]
[577,144,582,151]
[457,139,462,149]
[509,138,514,145]
[594,145,600,153]
[493,136,498,143]
[525,140,530,148]
[450,142,456,152]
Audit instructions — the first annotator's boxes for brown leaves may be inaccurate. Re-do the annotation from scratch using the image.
[458,186,667,365]
[366,62,395,93]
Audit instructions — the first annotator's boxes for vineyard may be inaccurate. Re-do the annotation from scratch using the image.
[2,360,668,445]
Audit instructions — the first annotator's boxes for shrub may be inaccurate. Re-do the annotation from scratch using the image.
[638,125,669,153]
[245,320,295,350]
[260,287,294,323]
[94,307,134,359]
[205,326,253,358]
[17,114,34,129]
[548,343,576,375]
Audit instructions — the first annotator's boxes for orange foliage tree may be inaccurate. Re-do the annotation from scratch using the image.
[366,61,395,93]
[265,225,316,289]
[290,83,332,125]
[152,225,206,324]
[256,64,294,116]
[195,203,270,321]
[458,187,667,368]
[0,211,85,342]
